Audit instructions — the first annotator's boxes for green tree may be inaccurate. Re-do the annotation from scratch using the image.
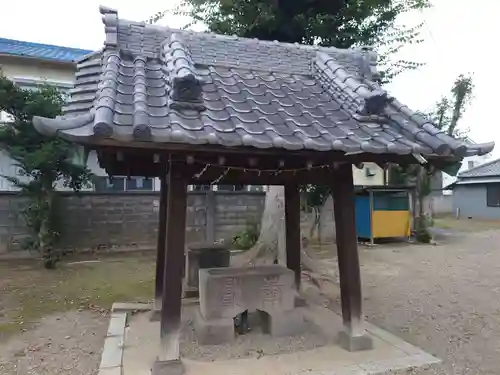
[431,74,474,138]
[0,77,91,268]
[390,74,475,242]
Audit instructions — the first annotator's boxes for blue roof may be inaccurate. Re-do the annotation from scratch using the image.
[0,37,93,63]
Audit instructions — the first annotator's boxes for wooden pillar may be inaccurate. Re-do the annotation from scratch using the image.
[159,162,188,362]
[331,163,373,351]
[285,183,301,289]
[205,189,216,243]
[154,172,168,311]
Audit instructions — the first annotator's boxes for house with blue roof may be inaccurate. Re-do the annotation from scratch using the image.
[0,37,93,91]
[0,37,92,62]
[0,37,168,192]
[0,38,100,190]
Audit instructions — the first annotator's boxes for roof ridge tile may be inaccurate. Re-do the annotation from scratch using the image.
[93,51,120,137]
[313,51,392,118]
[100,6,119,48]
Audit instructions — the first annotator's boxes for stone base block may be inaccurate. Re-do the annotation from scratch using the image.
[261,309,305,337]
[338,329,374,352]
[194,308,235,345]
[151,359,184,375]
[149,299,162,322]
[149,308,161,322]
[183,287,199,298]
[111,302,152,313]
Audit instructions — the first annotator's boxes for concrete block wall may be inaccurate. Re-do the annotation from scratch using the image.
[0,191,266,254]
[0,193,30,252]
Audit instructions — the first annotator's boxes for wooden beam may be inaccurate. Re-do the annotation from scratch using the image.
[153,171,168,312]
[331,163,373,351]
[94,144,423,179]
[284,183,301,290]
[159,161,188,361]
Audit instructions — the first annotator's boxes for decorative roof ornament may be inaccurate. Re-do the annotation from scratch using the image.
[358,46,380,82]
[164,34,205,111]
[314,51,392,116]
[359,90,394,116]
[99,6,119,48]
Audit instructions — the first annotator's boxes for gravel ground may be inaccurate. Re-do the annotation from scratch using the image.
[0,311,108,375]
[352,230,500,375]
[2,229,500,374]
[180,305,333,361]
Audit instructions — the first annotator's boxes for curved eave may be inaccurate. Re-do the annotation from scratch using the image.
[387,99,496,158]
[31,113,496,158]
[433,133,495,157]
[33,113,95,143]
[463,141,495,157]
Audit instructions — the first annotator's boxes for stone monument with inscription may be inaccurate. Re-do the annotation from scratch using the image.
[194,265,305,345]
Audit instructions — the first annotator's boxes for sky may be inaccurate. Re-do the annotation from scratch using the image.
[0,0,498,156]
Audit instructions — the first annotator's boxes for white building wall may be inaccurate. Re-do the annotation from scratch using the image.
[352,162,386,186]
[0,56,76,85]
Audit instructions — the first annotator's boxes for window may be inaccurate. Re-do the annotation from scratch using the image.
[125,177,153,191]
[192,184,211,191]
[12,77,73,92]
[92,176,154,192]
[217,184,245,191]
[247,185,264,192]
[93,176,125,192]
[486,184,500,207]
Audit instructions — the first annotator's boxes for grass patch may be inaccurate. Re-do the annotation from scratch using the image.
[433,216,500,232]
[0,254,155,340]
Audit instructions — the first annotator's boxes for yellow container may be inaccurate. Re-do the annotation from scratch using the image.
[371,210,411,238]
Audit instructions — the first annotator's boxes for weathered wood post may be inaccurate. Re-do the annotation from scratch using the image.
[153,161,187,374]
[205,189,216,243]
[331,162,373,351]
[151,171,168,321]
[285,183,301,290]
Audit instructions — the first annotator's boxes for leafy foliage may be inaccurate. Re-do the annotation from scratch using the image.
[429,74,474,138]
[0,77,91,268]
[389,74,475,241]
[300,185,330,212]
[232,221,260,250]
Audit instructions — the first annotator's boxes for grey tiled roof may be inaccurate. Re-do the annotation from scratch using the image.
[458,158,500,178]
[33,6,494,158]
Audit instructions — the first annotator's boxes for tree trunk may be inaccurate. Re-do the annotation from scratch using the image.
[318,196,336,245]
[39,188,56,269]
[232,186,285,266]
[417,166,425,218]
[232,186,338,295]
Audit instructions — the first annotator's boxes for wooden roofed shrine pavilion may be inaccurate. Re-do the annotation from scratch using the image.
[33,5,494,373]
